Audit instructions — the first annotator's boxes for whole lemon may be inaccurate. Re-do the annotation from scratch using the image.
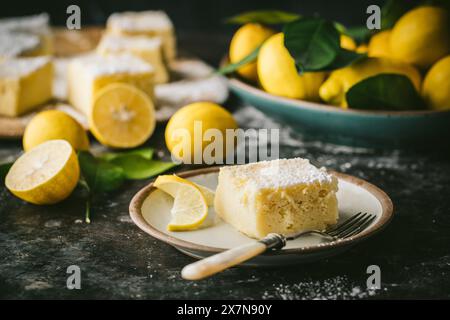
[229,23,275,82]
[257,33,326,101]
[422,55,450,110]
[319,57,422,108]
[165,102,238,164]
[368,30,391,58]
[390,6,450,69]
[23,110,89,151]
[340,35,357,51]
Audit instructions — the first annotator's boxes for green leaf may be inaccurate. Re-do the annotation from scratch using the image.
[333,22,347,34]
[99,147,154,162]
[283,17,341,72]
[110,155,178,180]
[217,45,260,75]
[344,25,372,43]
[346,73,426,111]
[323,49,367,71]
[381,0,420,30]
[78,151,125,193]
[226,10,300,25]
[0,161,13,183]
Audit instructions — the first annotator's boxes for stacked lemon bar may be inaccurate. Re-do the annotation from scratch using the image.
[0,14,54,117]
[0,10,176,119]
[106,10,176,62]
[68,10,176,116]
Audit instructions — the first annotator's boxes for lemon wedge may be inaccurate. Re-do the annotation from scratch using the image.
[154,175,210,231]
[89,83,156,148]
[5,140,80,205]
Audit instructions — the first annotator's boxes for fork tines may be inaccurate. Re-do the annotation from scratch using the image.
[328,212,377,239]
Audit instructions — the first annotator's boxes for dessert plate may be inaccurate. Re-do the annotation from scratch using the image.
[129,167,393,266]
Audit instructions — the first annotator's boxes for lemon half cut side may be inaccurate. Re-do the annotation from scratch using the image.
[5,139,80,205]
[154,175,209,231]
[89,83,156,149]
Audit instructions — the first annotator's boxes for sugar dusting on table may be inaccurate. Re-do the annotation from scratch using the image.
[262,276,386,300]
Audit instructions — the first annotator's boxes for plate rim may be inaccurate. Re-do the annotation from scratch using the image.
[227,75,450,117]
[129,166,394,255]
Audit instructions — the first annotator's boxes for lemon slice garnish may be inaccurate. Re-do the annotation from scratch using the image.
[154,175,211,231]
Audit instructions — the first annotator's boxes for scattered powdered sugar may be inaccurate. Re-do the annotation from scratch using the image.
[155,58,228,110]
[24,280,52,290]
[234,105,373,155]
[262,276,384,300]
[44,220,62,228]
[155,76,228,108]
[169,58,214,79]
[107,11,173,32]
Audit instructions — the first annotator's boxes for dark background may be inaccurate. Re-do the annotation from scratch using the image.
[1,0,385,30]
[0,0,386,64]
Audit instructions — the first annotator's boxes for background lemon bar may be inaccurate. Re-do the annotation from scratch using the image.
[0,57,53,116]
[67,54,155,116]
[0,32,42,60]
[0,13,53,56]
[214,158,339,239]
[106,11,176,62]
[97,34,169,84]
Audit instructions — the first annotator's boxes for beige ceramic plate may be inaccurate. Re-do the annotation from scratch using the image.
[129,167,394,266]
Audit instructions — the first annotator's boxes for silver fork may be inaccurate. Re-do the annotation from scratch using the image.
[182,212,376,280]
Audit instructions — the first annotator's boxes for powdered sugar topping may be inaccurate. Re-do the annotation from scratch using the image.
[0,56,50,78]
[97,34,162,52]
[107,11,173,32]
[71,54,153,77]
[222,158,335,189]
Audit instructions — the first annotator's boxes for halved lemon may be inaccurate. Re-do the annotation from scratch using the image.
[154,175,209,231]
[5,140,80,205]
[89,83,156,148]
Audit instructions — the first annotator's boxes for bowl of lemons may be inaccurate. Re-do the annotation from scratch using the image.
[221,5,450,147]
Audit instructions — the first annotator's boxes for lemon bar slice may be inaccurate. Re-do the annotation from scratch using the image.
[0,56,53,116]
[106,11,176,62]
[97,34,169,84]
[67,54,155,116]
[214,158,339,239]
[0,13,53,56]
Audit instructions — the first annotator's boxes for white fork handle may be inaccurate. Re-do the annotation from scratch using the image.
[181,241,267,280]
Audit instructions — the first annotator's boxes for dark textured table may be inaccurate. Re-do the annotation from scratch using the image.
[1,34,450,300]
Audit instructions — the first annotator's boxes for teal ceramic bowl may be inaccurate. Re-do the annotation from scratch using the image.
[227,76,450,148]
